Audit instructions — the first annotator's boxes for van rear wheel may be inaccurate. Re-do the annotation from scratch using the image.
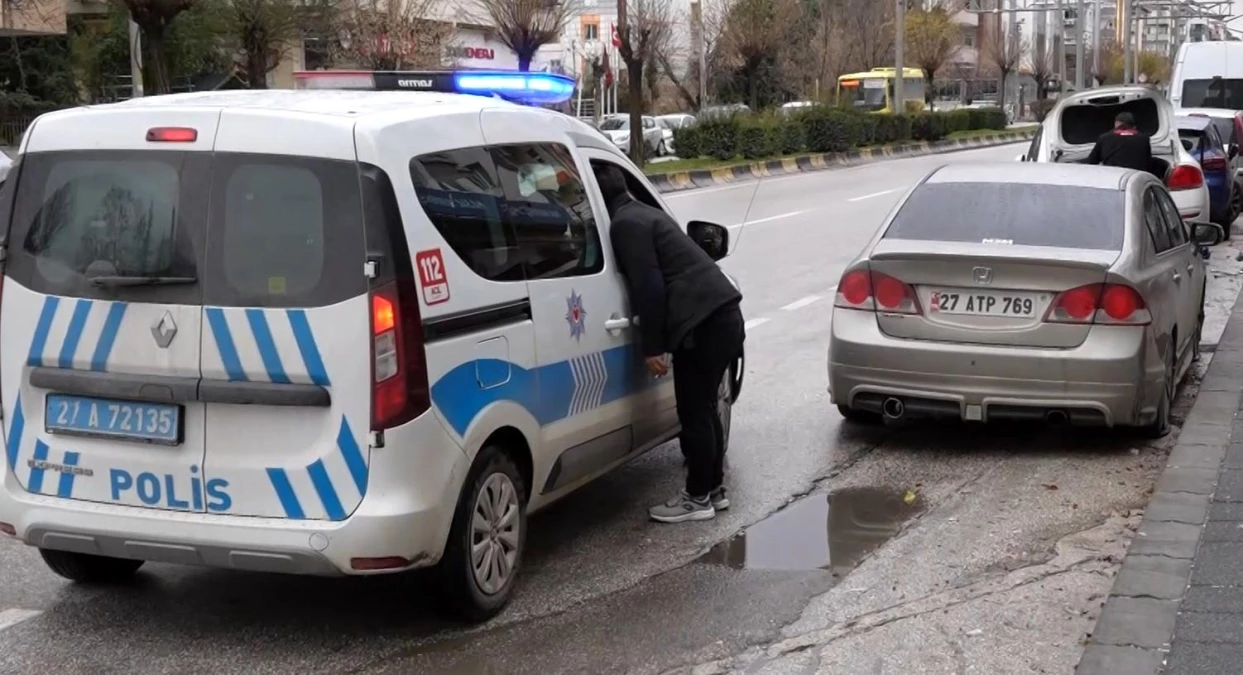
[438,445,527,623]
[39,549,144,583]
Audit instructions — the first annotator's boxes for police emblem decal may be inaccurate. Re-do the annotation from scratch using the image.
[566,291,587,341]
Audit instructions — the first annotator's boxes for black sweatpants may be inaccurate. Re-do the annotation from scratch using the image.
[674,302,745,498]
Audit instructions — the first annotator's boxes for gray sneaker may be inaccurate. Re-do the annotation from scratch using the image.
[649,491,715,523]
[710,487,730,511]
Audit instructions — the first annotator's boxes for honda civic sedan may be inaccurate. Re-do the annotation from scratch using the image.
[828,162,1224,437]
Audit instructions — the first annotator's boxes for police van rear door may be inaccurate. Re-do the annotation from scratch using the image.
[196,110,373,522]
[1,109,217,512]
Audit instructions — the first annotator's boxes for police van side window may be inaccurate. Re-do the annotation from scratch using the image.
[490,143,602,280]
[409,142,603,282]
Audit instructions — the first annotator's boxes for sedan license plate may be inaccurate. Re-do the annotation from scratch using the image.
[930,290,1037,318]
[45,394,181,445]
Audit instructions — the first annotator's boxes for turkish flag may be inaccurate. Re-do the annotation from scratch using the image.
[611,23,621,47]
[602,48,613,87]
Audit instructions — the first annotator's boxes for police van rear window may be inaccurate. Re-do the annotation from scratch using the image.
[6,151,367,308]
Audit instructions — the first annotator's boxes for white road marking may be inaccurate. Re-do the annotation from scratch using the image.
[727,210,805,229]
[782,295,822,311]
[744,318,771,330]
[0,609,42,632]
[847,188,900,202]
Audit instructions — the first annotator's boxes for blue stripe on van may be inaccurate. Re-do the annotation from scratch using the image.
[91,302,129,372]
[27,297,60,367]
[27,440,49,494]
[56,451,80,498]
[287,310,331,386]
[266,468,306,519]
[245,309,290,384]
[6,395,23,471]
[58,299,93,369]
[337,418,367,495]
[206,308,248,382]
[306,459,346,521]
[429,345,655,437]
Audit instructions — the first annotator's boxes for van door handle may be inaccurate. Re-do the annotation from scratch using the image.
[1187,263,1195,273]
[1172,271,1182,283]
[604,316,631,332]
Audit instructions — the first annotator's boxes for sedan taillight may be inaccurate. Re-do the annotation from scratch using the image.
[1044,283,1151,325]
[835,269,922,315]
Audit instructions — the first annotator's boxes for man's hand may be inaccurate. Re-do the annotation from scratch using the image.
[645,355,669,377]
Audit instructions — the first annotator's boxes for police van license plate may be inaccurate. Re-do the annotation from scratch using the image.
[45,394,182,445]
[929,289,1037,318]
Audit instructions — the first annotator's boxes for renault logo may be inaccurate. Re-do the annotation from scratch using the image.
[972,267,993,285]
[152,312,177,348]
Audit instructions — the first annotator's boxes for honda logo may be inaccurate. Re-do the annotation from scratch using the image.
[972,267,993,285]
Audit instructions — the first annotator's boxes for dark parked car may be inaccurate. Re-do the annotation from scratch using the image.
[1177,114,1237,230]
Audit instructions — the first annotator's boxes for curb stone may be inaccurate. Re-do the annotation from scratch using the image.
[646,130,1037,194]
[1075,288,1243,675]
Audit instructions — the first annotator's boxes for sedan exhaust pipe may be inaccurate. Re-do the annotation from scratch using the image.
[882,397,905,420]
[1046,409,1069,425]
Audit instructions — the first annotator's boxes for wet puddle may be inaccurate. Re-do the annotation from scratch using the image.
[697,487,923,575]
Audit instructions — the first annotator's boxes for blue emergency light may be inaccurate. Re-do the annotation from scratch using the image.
[292,69,576,106]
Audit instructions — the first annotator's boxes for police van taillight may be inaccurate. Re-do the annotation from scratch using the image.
[369,279,430,431]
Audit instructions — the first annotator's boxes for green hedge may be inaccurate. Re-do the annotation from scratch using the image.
[670,105,1008,163]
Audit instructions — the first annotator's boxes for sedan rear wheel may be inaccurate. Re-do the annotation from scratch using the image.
[1141,344,1175,439]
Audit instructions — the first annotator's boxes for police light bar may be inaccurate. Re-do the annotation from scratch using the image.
[292,70,576,106]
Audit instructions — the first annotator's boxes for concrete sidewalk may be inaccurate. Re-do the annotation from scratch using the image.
[1077,283,1243,674]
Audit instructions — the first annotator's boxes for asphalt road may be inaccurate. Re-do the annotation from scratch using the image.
[0,143,1234,675]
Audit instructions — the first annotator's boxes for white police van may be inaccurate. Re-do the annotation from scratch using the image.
[0,70,744,621]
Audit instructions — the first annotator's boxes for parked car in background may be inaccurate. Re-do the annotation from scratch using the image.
[1020,85,1212,225]
[829,162,1223,438]
[1178,107,1243,223]
[1176,114,1238,229]
[598,115,665,156]
[1170,41,1243,111]
[654,117,676,156]
[656,113,696,130]
[780,101,816,117]
[699,104,752,120]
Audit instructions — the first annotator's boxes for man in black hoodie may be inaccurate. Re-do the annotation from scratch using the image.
[1085,112,1152,172]
[595,164,744,523]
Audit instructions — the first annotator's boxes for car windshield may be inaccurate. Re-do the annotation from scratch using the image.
[886,182,1126,251]
[599,118,629,131]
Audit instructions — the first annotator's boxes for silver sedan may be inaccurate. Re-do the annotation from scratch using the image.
[828,162,1224,437]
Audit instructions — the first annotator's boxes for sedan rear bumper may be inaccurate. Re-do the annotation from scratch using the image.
[828,309,1164,427]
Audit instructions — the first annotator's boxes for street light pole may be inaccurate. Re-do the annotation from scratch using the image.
[895,0,905,114]
[1056,0,1067,94]
[1123,0,1134,83]
[1075,0,1085,89]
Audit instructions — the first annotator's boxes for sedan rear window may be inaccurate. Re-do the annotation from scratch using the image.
[885,183,1126,251]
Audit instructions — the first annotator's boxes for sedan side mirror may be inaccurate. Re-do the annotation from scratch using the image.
[1193,222,1225,247]
[688,220,730,261]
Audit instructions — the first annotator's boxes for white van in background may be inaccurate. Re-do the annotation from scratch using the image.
[1171,41,1243,111]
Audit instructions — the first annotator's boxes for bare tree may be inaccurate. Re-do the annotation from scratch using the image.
[985,27,1025,112]
[617,0,672,165]
[655,0,726,110]
[223,0,306,88]
[904,0,962,110]
[476,0,578,71]
[336,0,453,70]
[717,0,799,109]
[120,0,199,94]
[1029,31,1054,100]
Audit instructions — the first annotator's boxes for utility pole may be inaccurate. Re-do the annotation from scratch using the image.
[1057,0,1067,94]
[128,20,143,98]
[689,0,707,109]
[1091,0,1101,86]
[1123,0,1133,83]
[895,0,905,114]
[1075,0,1085,89]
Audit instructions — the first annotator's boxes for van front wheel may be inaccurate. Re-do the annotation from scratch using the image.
[39,549,144,583]
[438,445,527,623]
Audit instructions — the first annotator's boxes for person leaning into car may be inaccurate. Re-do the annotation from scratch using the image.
[1084,112,1152,173]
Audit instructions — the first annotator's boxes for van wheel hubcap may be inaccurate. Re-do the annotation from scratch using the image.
[470,473,520,595]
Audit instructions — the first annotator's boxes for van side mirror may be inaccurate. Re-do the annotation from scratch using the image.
[688,220,730,261]
[1193,222,1225,247]
[1230,144,1239,159]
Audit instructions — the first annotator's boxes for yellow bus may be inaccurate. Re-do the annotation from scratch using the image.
[837,67,926,114]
